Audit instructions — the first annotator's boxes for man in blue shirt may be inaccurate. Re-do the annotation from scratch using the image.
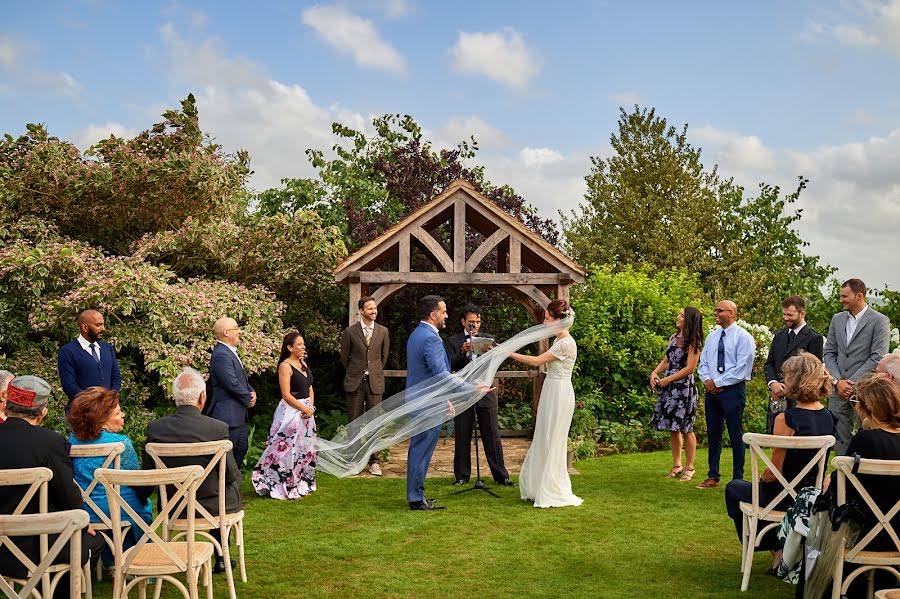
[57,309,122,410]
[695,300,756,489]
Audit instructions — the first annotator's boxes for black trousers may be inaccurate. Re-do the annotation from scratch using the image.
[765,396,796,434]
[453,403,509,483]
[346,379,383,465]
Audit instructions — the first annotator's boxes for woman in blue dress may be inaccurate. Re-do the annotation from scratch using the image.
[67,387,152,570]
[649,306,704,481]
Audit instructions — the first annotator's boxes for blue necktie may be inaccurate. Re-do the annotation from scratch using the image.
[717,331,726,374]
[89,343,101,366]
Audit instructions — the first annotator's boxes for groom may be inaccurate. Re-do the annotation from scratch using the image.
[406,295,455,511]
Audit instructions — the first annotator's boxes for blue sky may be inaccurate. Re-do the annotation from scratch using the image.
[3,1,900,293]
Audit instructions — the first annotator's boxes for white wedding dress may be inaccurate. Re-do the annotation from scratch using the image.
[519,335,583,508]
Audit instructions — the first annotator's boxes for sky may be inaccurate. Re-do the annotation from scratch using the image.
[2,1,900,291]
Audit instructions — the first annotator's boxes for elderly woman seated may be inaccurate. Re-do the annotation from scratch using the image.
[67,387,152,571]
[724,352,836,571]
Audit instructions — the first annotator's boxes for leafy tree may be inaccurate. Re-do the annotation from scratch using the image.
[562,106,833,325]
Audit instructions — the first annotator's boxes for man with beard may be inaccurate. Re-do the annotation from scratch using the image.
[58,309,122,410]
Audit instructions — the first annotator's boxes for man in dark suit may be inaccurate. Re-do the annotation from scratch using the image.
[339,296,390,476]
[0,375,105,597]
[824,278,891,454]
[446,304,512,487]
[141,367,242,575]
[57,309,122,409]
[763,295,824,433]
[205,316,257,467]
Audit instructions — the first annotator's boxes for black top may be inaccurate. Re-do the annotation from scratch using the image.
[289,363,314,399]
[781,407,837,489]
[845,428,900,551]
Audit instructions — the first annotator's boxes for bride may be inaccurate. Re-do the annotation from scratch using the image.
[509,299,583,508]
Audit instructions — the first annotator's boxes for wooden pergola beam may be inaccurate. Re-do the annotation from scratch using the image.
[351,271,568,285]
[412,227,453,272]
[465,229,508,273]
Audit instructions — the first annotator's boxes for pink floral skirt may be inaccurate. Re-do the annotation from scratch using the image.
[252,399,317,500]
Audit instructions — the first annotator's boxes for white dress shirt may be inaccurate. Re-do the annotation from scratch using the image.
[77,335,100,363]
[845,305,868,343]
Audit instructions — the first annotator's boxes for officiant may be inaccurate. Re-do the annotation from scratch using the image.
[446,304,513,487]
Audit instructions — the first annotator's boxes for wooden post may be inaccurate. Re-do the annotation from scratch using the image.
[348,275,361,326]
[509,238,521,273]
[399,236,410,272]
[453,199,465,272]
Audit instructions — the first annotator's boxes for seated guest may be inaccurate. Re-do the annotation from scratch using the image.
[0,375,105,598]
[725,352,836,570]
[67,387,153,569]
[0,370,14,422]
[845,373,900,549]
[141,367,242,575]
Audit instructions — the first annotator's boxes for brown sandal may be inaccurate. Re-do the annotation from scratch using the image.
[665,465,684,478]
[679,467,696,482]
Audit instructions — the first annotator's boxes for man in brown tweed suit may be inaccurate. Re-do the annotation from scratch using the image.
[339,296,390,475]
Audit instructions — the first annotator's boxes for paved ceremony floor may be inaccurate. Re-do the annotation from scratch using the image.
[351,436,577,478]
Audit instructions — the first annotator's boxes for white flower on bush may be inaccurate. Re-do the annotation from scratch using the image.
[891,327,900,352]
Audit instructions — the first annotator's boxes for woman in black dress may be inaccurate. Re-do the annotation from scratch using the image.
[252,331,317,499]
[649,306,703,481]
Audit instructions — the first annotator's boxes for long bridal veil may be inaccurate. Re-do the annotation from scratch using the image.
[315,315,574,477]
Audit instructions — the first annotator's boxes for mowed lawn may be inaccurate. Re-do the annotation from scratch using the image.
[88,448,794,599]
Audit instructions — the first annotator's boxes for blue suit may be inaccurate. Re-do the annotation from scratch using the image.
[406,322,451,503]
[58,339,122,408]
[206,342,255,467]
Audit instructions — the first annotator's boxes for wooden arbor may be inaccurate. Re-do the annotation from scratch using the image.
[333,179,586,407]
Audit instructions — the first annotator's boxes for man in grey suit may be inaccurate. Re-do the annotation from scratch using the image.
[339,296,390,476]
[141,367,242,574]
[824,278,891,454]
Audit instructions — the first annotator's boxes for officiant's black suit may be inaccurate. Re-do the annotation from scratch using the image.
[763,324,824,432]
[446,331,510,483]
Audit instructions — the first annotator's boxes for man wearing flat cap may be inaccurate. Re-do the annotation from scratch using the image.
[0,375,105,597]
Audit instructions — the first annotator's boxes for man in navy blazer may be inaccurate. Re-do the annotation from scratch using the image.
[405,295,457,511]
[57,309,122,410]
[205,316,257,467]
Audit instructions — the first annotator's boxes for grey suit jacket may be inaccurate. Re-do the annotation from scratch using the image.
[141,405,242,515]
[823,306,891,389]
[339,322,389,395]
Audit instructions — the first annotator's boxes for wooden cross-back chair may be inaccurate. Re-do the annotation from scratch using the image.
[145,440,246,599]
[831,456,900,599]
[0,468,91,598]
[738,433,836,591]
[69,442,129,582]
[0,510,89,599]
[95,466,212,599]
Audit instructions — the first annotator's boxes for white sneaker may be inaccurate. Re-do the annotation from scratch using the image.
[368,463,383,477]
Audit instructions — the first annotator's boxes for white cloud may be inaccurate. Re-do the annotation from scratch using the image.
[71,122,139,151]
[157,25,366,191]
[610,91,643,105]
[301,5,407,75]
[368,0,412,19]
[449,28,540,92]
[812,0,900,58]
[437,116,509,149]
[0,33,82,96]
[519,147,564,169]
[693,126,777,173]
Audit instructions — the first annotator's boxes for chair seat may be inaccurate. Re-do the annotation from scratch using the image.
[170,510,244,530]
[91,520,131,532]
[845,550,900,565]
[739,502,786,522]
[124,541,214,575]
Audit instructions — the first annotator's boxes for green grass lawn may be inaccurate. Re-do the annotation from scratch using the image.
[88,448,795,599]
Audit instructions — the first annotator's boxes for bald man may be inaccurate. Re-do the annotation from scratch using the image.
[875,354,900,390]
[205,317,257,468]
[58,309,122,409]
[695,300,756,489]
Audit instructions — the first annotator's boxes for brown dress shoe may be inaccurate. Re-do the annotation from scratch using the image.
[695,477,720,489]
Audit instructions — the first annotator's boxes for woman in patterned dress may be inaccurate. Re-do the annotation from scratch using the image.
[649,306,704,481]
[252,331,317,499]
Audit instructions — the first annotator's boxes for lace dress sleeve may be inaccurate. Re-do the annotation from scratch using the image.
[548,336,575,361]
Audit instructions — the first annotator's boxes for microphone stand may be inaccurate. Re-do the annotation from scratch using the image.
[452,326,499,499]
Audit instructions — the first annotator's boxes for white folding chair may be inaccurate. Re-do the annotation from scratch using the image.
[95,466,213,599]
[831,456,900,599]
[0,510,89,599]
[69,442,129,582]
[0,468,91,598]
[145,440,246,599]
[739,432,836,591]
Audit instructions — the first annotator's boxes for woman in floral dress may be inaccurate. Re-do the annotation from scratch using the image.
[252,331,317,499]
[649,307,704,481]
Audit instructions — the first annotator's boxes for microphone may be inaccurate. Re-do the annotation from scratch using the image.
[467,322,476,359]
